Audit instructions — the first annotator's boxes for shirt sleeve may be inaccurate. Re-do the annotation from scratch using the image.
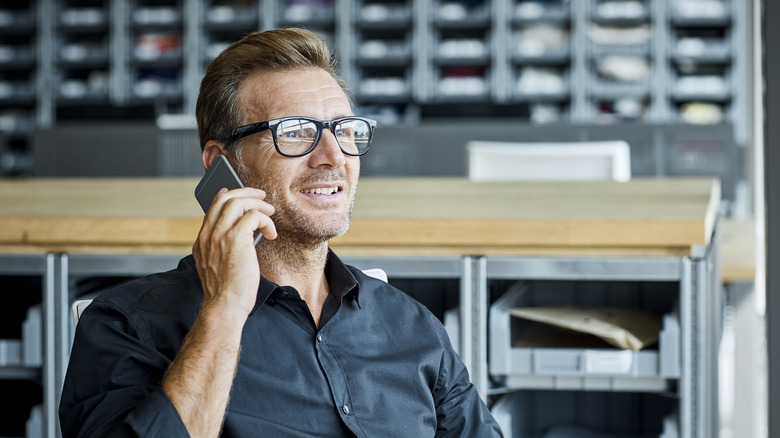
[432,328,504,438]
[59,301,190,438]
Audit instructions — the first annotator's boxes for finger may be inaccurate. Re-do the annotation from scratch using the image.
[211,196,273,237]
[202,188,271,235]
[209,187,266,215]
[236,209,278,241]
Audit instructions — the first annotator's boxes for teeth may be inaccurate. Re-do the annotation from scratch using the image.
[302,187,339,195]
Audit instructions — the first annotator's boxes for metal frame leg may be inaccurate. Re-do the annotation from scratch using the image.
[464,256,488,400]
[42,254,59,438]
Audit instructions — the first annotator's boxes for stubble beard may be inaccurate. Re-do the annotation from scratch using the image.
[235,160,355,251]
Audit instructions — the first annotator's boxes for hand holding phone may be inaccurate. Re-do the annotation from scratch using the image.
[195,154,263,245]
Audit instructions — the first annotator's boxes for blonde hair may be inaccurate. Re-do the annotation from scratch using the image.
[196,28,347,153]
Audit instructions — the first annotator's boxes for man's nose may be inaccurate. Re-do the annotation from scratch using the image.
[309,128,347,167]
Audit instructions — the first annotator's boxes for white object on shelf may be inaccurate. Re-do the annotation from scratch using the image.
[134,7,178,25]
[61,7,105,26]
[208,6,236,23]
[677,38,706,56]
[360,40,390,58]
[675,75,728,96]
[284,4,331,22]
[22,305,41,367]
[596,55,650,82]
[439,77,487,96]
[515,2,545,19]
[361,4,390,21]
[0,339,22,367]
[516,24,569,56]
[438,2,468,21]
[467,140,631,183]
[0,10,14,25]
[588,24,651,46]
[60,80,87,98]
[438,39,487,59]
[530,104,563,124]
[596,1,646,19]
[517,67,566,95]
[675,0,727,19]
[359,77,406,96]
[26,404,43,438]
[680,102,724,125]
[0,45,14,62]
[156,113,196,130]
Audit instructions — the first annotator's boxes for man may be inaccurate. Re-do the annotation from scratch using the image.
[59,28,502,437]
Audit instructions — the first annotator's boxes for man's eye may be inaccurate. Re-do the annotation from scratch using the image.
[335,128,353,138]
[280,130,301,139]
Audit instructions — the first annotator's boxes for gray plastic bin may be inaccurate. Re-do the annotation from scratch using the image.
[492,390,678,438]
[490,281,680,392]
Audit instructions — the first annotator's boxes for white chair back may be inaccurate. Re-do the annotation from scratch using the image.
[467,140,631,182]
[71,268,389,327]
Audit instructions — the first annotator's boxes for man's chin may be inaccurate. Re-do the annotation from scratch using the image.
[309,221,351,242]
[275,218,350,246]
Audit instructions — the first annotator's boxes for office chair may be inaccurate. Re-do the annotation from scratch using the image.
[72,268,389,327]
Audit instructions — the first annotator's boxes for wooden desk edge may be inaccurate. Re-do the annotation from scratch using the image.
[0,243,697,259]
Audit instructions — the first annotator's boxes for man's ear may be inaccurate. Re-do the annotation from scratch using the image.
[202,141,227,170]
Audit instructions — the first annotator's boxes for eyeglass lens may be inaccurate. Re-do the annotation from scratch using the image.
[275,118,371,156]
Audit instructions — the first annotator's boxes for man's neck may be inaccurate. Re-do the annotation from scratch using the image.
[256,237,331,324]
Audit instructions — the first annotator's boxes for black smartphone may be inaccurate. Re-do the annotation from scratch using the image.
[194,154,262,245]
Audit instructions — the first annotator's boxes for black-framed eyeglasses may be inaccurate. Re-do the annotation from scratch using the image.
[231,116,377,157]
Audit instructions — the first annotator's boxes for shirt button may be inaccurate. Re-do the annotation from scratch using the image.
[316,333,323,342]
[342,405,350,415]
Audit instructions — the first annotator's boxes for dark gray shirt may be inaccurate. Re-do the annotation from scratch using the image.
[59,251,502,437]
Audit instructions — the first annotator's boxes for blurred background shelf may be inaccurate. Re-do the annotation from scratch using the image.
[0,0,749,179]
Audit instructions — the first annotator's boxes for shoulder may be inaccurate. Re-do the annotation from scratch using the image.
[87,255,202,324]
[348,266,450,337]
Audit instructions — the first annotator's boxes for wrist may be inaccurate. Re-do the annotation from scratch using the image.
[195,298,249,341]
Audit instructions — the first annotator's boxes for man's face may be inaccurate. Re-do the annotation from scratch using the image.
[234,67,360,245]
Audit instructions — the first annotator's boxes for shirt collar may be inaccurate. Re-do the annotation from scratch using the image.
[325,249,360,306]
[249,249,360,315]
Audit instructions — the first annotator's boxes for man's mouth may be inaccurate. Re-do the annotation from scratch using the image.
[300,186,340,195]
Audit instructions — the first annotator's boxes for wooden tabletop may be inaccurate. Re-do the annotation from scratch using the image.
[0,177,719,257]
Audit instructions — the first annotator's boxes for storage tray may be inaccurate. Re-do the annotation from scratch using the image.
[492,390,679,438]
[490,281,680,392]
[0,304,42,368]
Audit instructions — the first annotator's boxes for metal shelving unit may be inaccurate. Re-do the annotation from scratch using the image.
[482,239,722,438]
[0,254,57,438]
[0,0,749,175]
[348,0,416,125]
[51,245,719,438]
[0,0,38,174]
[0,231,721,438]
[54,1,111,107]
[509,0,572,123]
